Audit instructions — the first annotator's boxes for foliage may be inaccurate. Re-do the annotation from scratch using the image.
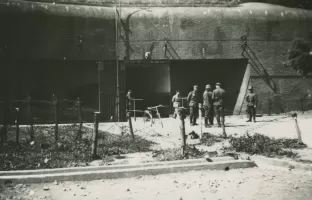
[200,132,225,146]
[154,145,207,162]
[2,125,154,171]
[284,39,312,78]
[227,133,307,158]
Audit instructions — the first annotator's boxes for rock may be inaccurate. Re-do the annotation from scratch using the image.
[80,186,86,189]
[44,158,49,164]
[127,188,130,192]
[29,190,35,196]
[43,186,49,191]
[63,189,67,191]
[294,185,299,189]
[73,194,76,196]
[224,166,230,171]
[53,180,58,185]
[15,184,23,189]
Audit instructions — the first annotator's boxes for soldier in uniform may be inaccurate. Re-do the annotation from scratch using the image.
[203,84,214,127]
[246,86,258,122]
[126,90,132,112]
[212,83,225,127]
[187,85,200,126]
[172,90,182,119]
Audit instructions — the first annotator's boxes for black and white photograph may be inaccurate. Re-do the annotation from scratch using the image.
[1,0,312,199]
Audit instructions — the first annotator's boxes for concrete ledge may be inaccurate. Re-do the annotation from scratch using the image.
[0,157,234,176]
[0,160,256,184]
[251,155,312,171]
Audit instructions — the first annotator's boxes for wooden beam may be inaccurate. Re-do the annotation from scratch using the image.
[233,63,251,115]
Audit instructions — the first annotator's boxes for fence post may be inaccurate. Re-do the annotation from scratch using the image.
[28,96,34,141]
[15,108,20,145]
[76,97,83,140]
[127,111,135,140]
[178,108,187,157]
[52,94,59,142]
[91,112,100,159]
[292,113,303,144]
[198,103,203,139]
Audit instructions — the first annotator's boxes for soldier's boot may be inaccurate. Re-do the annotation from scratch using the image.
[253,116,256,123]
[246,114,252,122]
[204,118,210,127]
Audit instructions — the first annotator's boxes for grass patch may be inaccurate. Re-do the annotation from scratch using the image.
[2,125,154,171]
[154,145,207,162]
[200,132,225,146]
[226,133,307,158]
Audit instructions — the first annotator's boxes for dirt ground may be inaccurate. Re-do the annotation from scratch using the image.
[83,111,312,165]
[1,165,312,200]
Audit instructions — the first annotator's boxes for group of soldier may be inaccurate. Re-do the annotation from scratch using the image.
[172,83,258,127]
[126,82,258,127]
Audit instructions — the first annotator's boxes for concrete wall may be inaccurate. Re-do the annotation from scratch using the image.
[1,1,312,115]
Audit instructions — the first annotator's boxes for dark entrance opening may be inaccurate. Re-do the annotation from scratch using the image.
[170,59,248,115]
[0,60,98,124]
[125,63,171,117]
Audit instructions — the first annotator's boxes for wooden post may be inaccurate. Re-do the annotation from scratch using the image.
[198,103,203,139]
[221,109,227,139]
[52,94,59,142]
[178,108,187,157]
[15,108,20,145]
[76,97,83,140]
[91,112,100,159]
[127,111,135,140]
[292,113,303,144]
[28,96,34,141]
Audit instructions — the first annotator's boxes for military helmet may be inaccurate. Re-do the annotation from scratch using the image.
[248,86,253,90]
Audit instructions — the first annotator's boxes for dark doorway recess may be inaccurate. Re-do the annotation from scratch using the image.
[126,63,171,117]
[0,60,98,124]
[170,59,248,115]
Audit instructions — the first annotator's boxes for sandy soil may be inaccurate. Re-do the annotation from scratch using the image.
[1,165,312,200]
[84,112,312,165]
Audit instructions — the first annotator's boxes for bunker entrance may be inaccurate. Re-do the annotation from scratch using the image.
[125,63,171,117]
[125,59,248,118]
[170,59,248,115]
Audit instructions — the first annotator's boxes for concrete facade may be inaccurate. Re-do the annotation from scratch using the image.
[1,0,312,120]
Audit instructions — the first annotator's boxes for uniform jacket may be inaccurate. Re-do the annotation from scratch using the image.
[203,90,213,107]
[187,91,200,107]
[126,93,132,105]
[212,88,225,106]
[246,92,258,106]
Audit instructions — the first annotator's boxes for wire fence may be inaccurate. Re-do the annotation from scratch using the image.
[0,96,85,125]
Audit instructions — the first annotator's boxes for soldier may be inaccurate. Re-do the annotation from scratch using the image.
[246,86,258,122]
[203,84,214,127]
[187,85,200,126]
[172,90,182,119]
[212,83,225,127]
[126,90,132,112]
